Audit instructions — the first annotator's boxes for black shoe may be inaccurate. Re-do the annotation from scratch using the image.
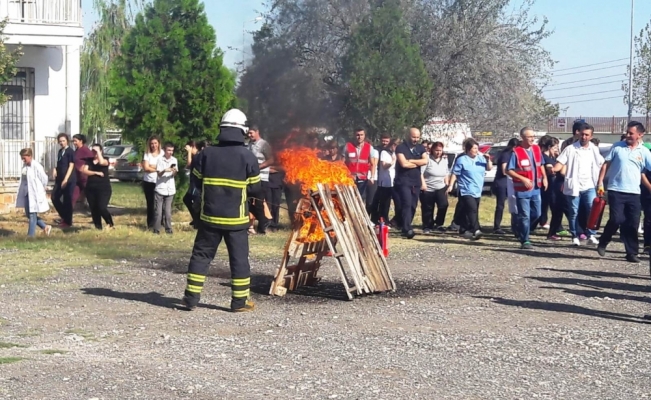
[153,230,160,235]
[448,223,460,231]
[597,246,606,257]
[625,254,640,263]
[180,296,198,311]
[437,226,447,233]
[462,231,473,240]
[493,228,506,235]
[405,230,416,239]
[472,230,483,240]
[166,229,173,234]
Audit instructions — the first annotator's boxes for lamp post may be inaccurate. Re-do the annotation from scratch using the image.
[242,16,264,68]
[628,0,635,122]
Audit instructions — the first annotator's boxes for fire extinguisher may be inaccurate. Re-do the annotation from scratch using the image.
[375,218,389,258]
[587,195,607,231]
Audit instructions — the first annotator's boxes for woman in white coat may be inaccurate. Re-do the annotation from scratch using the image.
[16,148,52,237]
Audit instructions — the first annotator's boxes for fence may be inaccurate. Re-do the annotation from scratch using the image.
[0,137,58,183]
[0,0,81,25]
[547,117,651,134]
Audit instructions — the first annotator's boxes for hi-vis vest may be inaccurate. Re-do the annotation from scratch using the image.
[512,145,543,192]
[345,142,371,180]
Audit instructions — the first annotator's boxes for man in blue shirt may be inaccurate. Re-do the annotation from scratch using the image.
[395,127,428,239]
[506,127,548,249]
[596,121,651,263]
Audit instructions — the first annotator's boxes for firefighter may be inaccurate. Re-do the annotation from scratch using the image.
[181,109,262,312]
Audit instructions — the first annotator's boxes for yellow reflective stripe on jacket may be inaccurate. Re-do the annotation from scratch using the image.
[247,175,261,184]
[192,169,203,180]
[200,213,250,225]
[188,273,206,283]
[231,277,251,286]
[203,178,247,188]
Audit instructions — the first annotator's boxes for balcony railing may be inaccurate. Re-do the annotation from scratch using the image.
[0,0,81,26]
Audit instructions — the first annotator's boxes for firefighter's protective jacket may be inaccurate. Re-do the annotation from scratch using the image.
[192,127,262,230]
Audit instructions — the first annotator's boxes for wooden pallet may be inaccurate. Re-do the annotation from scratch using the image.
[269,183,396,299]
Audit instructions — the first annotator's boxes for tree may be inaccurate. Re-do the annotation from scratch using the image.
[624,21,651,121]
[342,1,432,139]
[109,0,236,150]
[242,0,554,137]
[81,0,146,141]
[0,18,23,105]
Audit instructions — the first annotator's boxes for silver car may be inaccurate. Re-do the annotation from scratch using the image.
[114,147,144,182]
[104,145,134,178]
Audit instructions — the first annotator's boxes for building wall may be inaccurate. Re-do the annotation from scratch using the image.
[12,44,80,141]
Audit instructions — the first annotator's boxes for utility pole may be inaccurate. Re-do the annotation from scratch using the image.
[628,0,635,122]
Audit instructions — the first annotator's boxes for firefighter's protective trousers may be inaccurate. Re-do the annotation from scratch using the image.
[184,226,250,309]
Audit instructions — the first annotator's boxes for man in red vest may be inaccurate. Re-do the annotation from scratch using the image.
[344,128,375,198]
[506,127,548,249]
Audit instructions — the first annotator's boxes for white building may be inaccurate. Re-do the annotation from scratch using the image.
[0,0,83,212]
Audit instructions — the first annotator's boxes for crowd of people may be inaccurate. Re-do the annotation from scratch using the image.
[15,119,651,266]
[13,108,651,314]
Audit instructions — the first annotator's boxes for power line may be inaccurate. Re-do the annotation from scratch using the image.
[547,89,622,100]
[545,73,626,87]
[552,58,629,72]
[552,64,628,77]
[554,95,622,105]
[543,80,624,92]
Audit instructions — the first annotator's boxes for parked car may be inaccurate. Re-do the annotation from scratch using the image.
[114,148,144,182]
[104,145,134,178]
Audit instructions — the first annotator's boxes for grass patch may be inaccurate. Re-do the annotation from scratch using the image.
[0,357,24,365]
[0,342,26,349]
[40,349,66,355]
[16,330,41,338]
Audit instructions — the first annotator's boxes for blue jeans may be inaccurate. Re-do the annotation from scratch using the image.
[515,192,541,244]
[25,202,46,237]
[566,188,596,238]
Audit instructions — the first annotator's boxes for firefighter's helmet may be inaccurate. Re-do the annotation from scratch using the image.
[220,109,249,135]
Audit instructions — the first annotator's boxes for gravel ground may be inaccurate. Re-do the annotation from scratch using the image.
[1,231,651,399]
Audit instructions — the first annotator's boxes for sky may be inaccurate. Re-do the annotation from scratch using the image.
[82,0,651,118]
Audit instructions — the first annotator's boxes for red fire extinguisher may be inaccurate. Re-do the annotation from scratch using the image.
[587,195,607,231]
[375,218,389,258]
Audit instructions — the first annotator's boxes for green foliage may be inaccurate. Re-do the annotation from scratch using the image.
[110,0,236,150]
[624,22,651,117]
[0,18,22,106]
[81,1,145,139]
[342,1,432,139]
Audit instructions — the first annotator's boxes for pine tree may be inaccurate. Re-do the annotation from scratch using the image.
[109,0,236,149]
[341,0,432,139]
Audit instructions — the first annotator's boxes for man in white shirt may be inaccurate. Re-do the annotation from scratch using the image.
[247,125,273,234]
[370,134,396,224]
[154,143,178,234]
[553,123,604,246]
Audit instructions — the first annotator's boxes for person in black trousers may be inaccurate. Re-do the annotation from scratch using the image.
[420,142,449,232]
[82,144,114,229]
[141,135,162,230]
[394,128,428,239]
[491,138,518,234]
[52,133,76,227]
[183,140,207,228]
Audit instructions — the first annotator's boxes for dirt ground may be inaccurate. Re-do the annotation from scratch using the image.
[1,219,650,399]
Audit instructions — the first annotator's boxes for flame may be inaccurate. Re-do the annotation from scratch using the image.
[278,145,353,243]
[277,146,354,195]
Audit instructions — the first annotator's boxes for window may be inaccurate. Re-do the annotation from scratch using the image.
[0,68,35,140]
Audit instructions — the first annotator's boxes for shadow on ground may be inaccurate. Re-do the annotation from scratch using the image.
[475,295,651,325]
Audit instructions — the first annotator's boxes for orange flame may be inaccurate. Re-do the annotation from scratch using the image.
[277,146,354,195]
[278,145,354,243]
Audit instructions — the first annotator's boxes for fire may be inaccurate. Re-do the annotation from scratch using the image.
[278,146,353,243]
[277,146,354,195]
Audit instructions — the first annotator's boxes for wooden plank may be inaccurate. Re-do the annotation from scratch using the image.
[317,184,368,295]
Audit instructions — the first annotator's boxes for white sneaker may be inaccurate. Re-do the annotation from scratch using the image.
[588,235,599,245]
[572,238,581,246]
[542,224,550,230]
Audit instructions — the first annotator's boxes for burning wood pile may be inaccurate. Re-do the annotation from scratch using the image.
[269,145,396,300]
